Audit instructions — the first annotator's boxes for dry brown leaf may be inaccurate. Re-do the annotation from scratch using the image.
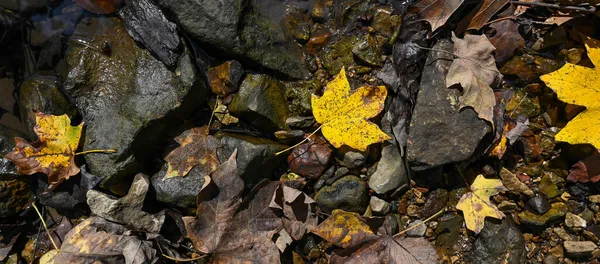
[163,126,220,180]
[446,33,503,124]
[330,236,438,264]
[567,152,600,183]
[489,20,525,64]
[458,0,510,31]
[409,0,465,33]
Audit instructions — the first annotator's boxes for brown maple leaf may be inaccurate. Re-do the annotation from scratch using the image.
[163,126,220,180]
[409,0,465,33]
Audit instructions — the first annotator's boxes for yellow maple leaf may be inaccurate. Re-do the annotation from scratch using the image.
[456,174,507,233]
[311,67,390,151]
[5,113,83,185]
[540,36,600,149]
[310,209,377,249]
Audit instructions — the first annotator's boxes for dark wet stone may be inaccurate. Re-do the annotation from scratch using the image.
[500,54,562,84]
[435,213,464,256]
[282,11,311,43]
[306,29,331,54]
[310,0,328,21]
[64,17,208,194]
[470,218,526,264]
[320,35,358,75]
[19,76,78,139]
[274,130,305,144]
[208,60,244,96]
[371,6,401,37]
[284,79,321,117]
[155,0,310,79]
[352,34,383,67]
[151,162,208,212]
[39,165,101,216]
[527,195,551,215]
[314,165,335,190]
[336,147,366,169]
[286,116,315,129]
[229,74,290,133]
[0,126,32,218]
[519,202,568,226]
[216,132,286,184]
[421,189,449,218]
[119,0,181,68]
[407,40,492,170]
[368,144,408,194]
[314,175,369,214]
[288,135,332,180]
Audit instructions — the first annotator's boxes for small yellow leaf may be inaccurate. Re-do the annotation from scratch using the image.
[4,113,83,185]
[311,67,390,151]
[540,36,600,149]
[310,209,377,249]
[456,174,507,233]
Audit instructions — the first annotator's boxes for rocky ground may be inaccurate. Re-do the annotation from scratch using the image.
[1,0,600,263]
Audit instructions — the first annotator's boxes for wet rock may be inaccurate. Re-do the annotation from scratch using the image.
[553,227,577,241]
[498,201,518,213]
[310,0,328,21]
[119,0,181,68]
[0,125,32,218]
[282,11,311,43]
[564,241,597,259]
[208,60,244,96]
[407,40,492,170]
[500,54,562,84]
[306,29,331,54]
[470,218,526,264]
[435,214,464,256]
[327,167,349,185]
[370,196,391,215]
[284,79,320,117]
[565,212,586,232]
[518,202,568,226]
[64,17,208,193]
[543,255,559,264]
[320,35,358,75]
[151,162,207,211]
[286,116,315,129]
[337,148,366,169]
[288,135,333,180]
[38,165,102,215]
[406,220,427,237]
[540,173,561,198]
[155,0,310,79]
[229,74,290,132]
[421,189,449,218]
[18,76,78,139]
[274,130,305,144]
[527,195,551,215]
[506,90,541,118]
[500,167,534,197]
[352,34,384,67]
[368,144,408,194]
[371,6,401,37]
[314,175,369,214]
[216,132,286,184]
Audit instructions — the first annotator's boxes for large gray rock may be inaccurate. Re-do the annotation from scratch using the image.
[64,17,208,193]
[314,175,370,214]
[155,0,310,80]
[215,132,286,184]
[407,40,492,170]
[470,218,526,264]
[369,144,408,194]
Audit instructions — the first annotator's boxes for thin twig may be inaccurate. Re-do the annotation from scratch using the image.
[275,125,323,156]
[395,207,446,237]
[32,203,66,263]
[75,149,117,155]
[511,1,596,13]
[161,253,207,262]
[207,97,220,135]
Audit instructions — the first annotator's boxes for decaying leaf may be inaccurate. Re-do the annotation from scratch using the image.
[163,126,220,180]
[456,174,507,233]
[87,173,165,233]
[269,184,317,241]
[40,217,159,264]
[460,0,510,31]
[184,151,311,263]
[310,209,377,249]
[446,33,503,124]
[567,152,600,183]
[540,36,600,149]
[5,113,83,185]
[409,0,465,33]
[311,67,390,151]
[214,98,239,125]
[489,20,525,64]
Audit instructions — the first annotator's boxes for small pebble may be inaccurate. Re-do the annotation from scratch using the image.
[528,195,551,215]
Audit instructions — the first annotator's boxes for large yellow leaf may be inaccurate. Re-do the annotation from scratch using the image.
[4,113,83,185]
[540,36,600,149]
[311,67,390,151]
[456,174,507,233]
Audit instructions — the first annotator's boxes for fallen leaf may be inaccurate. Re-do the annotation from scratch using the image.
[330,236,438,264]
[87,173,165,233]
[540,36,600,149]
[40,217,159,264]
[5,113,83,185]
[409,0,465,33]
[446,33,503,124]
[456,174,507,233]
[311,67,390,151]
[184,151,285,263]
[489,20,525,64]
[269,184,317,241]
[499,167,533,196]
[163,126,220,180]
[567,152,600,183]
[459,0,510,31]
[75,0,123,14]
[214,98,239,125]
[310,209,377,249]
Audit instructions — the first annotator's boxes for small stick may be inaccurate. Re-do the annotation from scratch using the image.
[275,125,323,156]
[161,253,207,262]
[395,207,446,237]
[75,149,117,155]
[207,97,220,135]
[32,203,66,263]
[511,1,596,13]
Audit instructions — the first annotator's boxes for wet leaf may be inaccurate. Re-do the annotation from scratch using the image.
[40,217,159,264]
[489,20,525,64]
[409,0,465,33]
[460,0,510,30]
[456,175,507,233]
[163,126,220,180]
[269,184,317,241]
[540,36,600,149]
[446,33,503,124]
[5,113,82,186]
[311,67,390,151]
[567,152,600,183]
[310,209,377,249]
[75,0,123,14]
[330,236,438,264]
[87,173,165,233]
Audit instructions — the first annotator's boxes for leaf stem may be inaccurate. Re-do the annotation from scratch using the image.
[207,96,220,135]
[32,202,66,263]
[511,1,596,13]
[275,125,323,156]
[395,207,446,237]
[161,253,207,262]
[75,149,117,155]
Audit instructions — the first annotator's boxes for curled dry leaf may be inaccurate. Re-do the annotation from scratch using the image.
[163,126,220,180]
[446,33,503,124]
[311,67,390,151]
[456,174,507,233]
[5,113,83,186]
[409,0,465,33]
[540,36,600,149]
